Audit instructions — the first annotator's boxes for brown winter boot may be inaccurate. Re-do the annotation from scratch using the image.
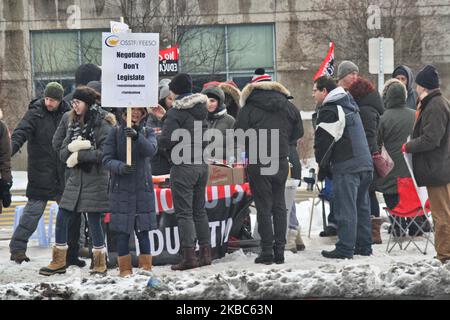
[199,245,212,267]
[39,245,68,276]
[296,228,306,251]
[90,247,107,275]
[138,254,152,271]
[286,229,298,253]
[118,254,133,277]
[171,248,199,271]
[372,217,383,244]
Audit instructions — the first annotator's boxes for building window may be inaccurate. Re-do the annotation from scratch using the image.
[31,29,105,97]
[179,24,275,90]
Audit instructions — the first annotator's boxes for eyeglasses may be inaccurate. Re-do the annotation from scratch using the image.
[70,99,82,106]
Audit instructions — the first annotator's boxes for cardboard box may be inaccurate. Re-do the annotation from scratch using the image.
[207,164,246,186]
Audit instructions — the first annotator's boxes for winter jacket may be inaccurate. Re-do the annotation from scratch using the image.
[314,87,373,179]
[158,93,209,165]
[219,83,241,119]
[376,79,415,195]
[235,82,303,165]
[0,110,12,183]
[146,113,171,175]
[103,121,158,234]
[405,89,450,187]
[353,91,384,154]
[11,98,70,200]
[392,65,418,110]
[59,108,116,213]
[288,100,304,181]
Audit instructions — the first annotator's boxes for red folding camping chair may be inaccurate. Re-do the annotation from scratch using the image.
[385,177,434,254]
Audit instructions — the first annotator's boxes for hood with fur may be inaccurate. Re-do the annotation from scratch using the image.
[240,81,291,112]
[69,106,117,126]
[219,83,241,108]
[0,109,3,120]
[173,93,208,121]
[382,78,408,109]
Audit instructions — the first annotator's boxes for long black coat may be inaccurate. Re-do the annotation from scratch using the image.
[11,98,70,200]
[103,122,158,234]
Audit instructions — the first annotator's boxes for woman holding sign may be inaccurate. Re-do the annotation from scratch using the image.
[102,108,158,277]
[40,87,116,276]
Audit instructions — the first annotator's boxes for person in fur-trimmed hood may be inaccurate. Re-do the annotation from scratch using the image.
[0,109,12,214]
[219,82,241,119]
[158,73,212,271]
[235,69,303,265]
[40,86,116,277]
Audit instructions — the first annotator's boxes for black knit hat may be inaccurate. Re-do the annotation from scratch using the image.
[416,65,439,90]
[75,64,102,86]
[169,73,193,95]
[72,87,97,106]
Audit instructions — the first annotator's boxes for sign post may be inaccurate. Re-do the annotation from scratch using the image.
[102,24,159,165]
[369,37,394,94]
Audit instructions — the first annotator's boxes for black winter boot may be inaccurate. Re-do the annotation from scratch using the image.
[273,246,285,264]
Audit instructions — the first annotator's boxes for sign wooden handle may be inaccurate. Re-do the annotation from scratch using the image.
[127,108,132,165]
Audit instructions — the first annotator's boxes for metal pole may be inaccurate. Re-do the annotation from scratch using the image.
[378,37,384,94]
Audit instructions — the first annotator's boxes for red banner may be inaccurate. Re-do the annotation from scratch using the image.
[159,46,179,76]
[159,46,179,61]
[313,42,335,81]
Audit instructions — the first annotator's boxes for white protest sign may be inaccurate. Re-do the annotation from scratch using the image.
[102,32,159,108]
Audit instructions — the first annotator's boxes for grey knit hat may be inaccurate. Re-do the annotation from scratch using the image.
[159,79,171,101]
[44,82,64,101]
[337,61,359,80]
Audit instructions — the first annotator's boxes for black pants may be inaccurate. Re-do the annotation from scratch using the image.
[67,213,82,258]
[370,191,380,217]
[171,164,210,249]
[248,159,289,254]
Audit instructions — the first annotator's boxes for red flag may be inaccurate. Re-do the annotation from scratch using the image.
[313,42,335,81]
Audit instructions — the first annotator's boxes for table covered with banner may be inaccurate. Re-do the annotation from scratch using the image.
[105,183,254,266]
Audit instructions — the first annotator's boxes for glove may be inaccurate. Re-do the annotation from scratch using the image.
[2,190,11,208]
[68,137,91,153]
[124,127,139,140]
[0,179,12,193]
[402,143,407,153]
[66,152,79,168]
[0,179,12,209]
[120,164,136,175]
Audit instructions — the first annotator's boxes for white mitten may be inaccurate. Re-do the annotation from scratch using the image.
[68,137,91,153]
[66,152,79,168]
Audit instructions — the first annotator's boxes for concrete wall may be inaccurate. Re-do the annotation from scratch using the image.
[2,0,450,170]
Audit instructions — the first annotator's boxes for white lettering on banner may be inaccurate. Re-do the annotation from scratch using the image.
[233,184,244,204]
[205,186,219,209]
[149,220,233,256]
[224,185,232,208]
[160,189,172,212]
[166,227,180,254]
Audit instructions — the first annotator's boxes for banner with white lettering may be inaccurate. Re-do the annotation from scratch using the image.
[105,184,253,266]
[102,32,159,108]
[159,46,179,76]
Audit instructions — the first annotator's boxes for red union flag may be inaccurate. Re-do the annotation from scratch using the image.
[159,46,179,76]
[313,42,335,81]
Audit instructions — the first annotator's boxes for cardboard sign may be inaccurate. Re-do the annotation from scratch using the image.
[102,32,159,108]
[207,164,246,186]
[159,46,179,76]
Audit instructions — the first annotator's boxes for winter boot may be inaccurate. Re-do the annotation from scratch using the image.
[199,245,212,267]
[254,250,274,265]
[285,229,298,253]
[273,246,285,264]
[10,251,30,264]
[295,228,306,251]
[90,247,107,275]
[118,254,133,277]
[39,245,68,276]
[138,254,152,271]
[371,217,383,244]
[319,225,337,237]
[66,249,86,268]
[321,249,353,260]
[171,248,199,271]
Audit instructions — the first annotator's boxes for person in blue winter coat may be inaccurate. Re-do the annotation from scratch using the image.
[102,108,158,277]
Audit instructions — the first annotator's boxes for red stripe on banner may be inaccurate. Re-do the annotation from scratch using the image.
[313,42,335,81]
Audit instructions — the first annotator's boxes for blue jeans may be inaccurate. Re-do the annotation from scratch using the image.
[116,226,150,257]
[55,209,105,248]
[333,171,373,257]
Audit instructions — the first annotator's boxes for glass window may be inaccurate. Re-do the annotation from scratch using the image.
[80,30,103,65]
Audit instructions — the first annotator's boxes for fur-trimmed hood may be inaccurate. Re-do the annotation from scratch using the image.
[240,81,290,107]
[69,106,117,126]
[382,78,408,109]
[219,83,241,108]
[0,109,3,120]
[174,93,208,110]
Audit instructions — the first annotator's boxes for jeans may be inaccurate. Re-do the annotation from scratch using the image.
[171,164,210,249]
[55,209,105,248]
[333,171,373,257]
[116,226,150,257]
[248,159,289,254]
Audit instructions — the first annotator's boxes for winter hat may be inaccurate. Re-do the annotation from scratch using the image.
[337,61,359,80]
[75,64,102,86]
[159,79,171,101]
[251,68,272,83]
[382,79,407,110]
[169,73,193,95]
[392,67,409,80]
[415,65,439,90]
[86,81,102,94]
[202,86,225,110]
[72,87,98,106]
[44,82,64,101]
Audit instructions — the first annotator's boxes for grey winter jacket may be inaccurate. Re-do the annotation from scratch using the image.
[392,65,418,110]
[376,79,415,195]
[59,109,116,213]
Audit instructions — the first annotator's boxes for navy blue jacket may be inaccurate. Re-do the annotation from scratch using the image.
[103,122,158,234]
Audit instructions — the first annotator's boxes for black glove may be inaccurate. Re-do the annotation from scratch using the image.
[0,179,12,192]
[124,127,139,140]
[2,190,11,208]
[121,164,136,175]
[318,167,332,182]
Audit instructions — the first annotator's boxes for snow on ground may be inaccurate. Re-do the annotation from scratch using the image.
[1,200,449,300]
